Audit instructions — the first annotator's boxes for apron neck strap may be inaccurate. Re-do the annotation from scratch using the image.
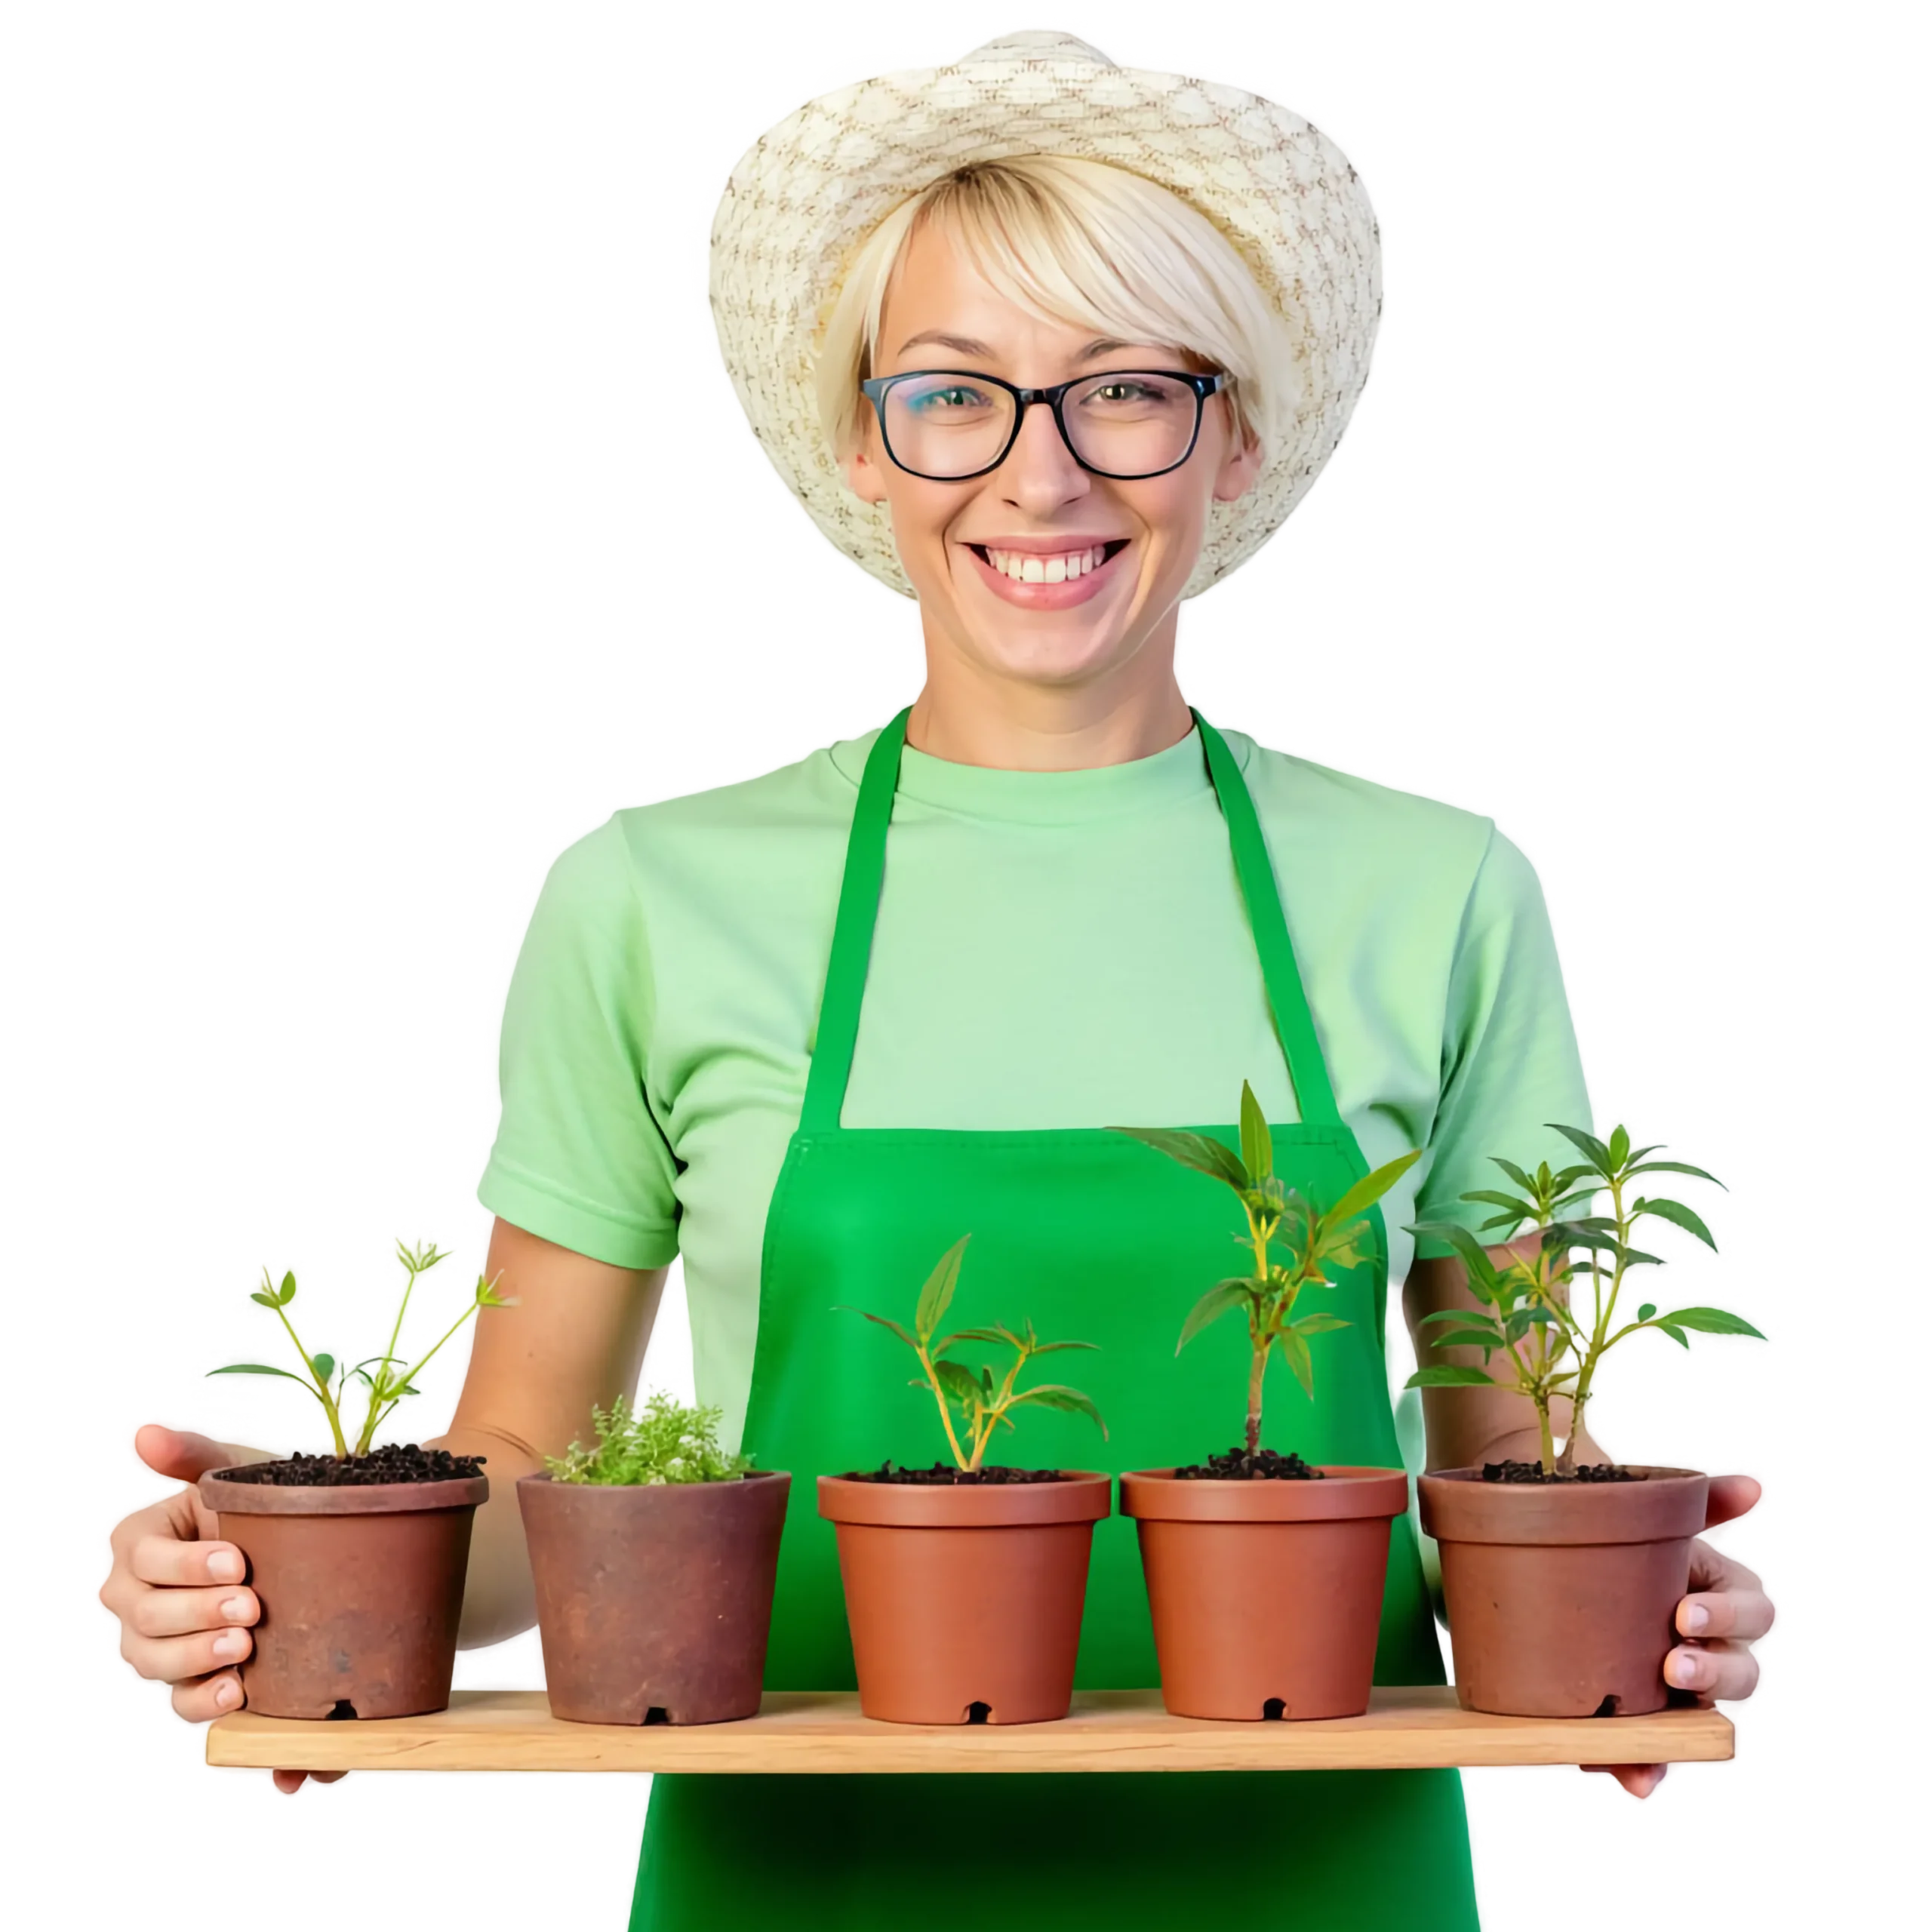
[798,706,1343,1133]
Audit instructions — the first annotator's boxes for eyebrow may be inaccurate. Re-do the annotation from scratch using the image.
[889,331,1145,363]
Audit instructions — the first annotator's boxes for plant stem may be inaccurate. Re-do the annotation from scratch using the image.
[270,1300,347,1456]
[362,1300,482,1453]
[915,1343,971,1472]
[1246,1334,1266,1458]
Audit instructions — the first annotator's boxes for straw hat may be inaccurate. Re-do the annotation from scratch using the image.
[709,29,1381,601]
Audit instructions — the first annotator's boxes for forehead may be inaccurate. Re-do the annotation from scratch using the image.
[884,222,1112,363]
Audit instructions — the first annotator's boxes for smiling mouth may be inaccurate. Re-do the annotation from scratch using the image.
[966,540,1128,568]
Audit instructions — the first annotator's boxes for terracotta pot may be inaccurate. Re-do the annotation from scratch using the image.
[518,1469,791,1725]
[1418,1466,1709,1717]
[1120,1466,1409,1720]
[198,1470,486,1719]
[817,1472,1110,1724]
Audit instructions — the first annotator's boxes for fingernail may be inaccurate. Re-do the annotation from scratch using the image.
[214,1677,240,1709]
[213,1631,248,1660]
[208,1550,243,1583]
[1667,1651,1702,1688]
[1681,1604,1709,1634]
[221,1596,250,1622]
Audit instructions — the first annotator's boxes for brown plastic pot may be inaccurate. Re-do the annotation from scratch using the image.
[1121,1466,1409,1721]
[198,1469,486,1719]
[817,1472,1110,1724]
[518,1469,791,1725]
[1419,1466,1709,1717]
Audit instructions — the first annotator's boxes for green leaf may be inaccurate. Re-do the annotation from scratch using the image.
[1545,1123,1614,1177]
[1291,1311,1350,1337]
[1628,1159,1725,1189]
[1404,1219,1504,1297]
[1607,1125,1631,1169]
[1107,1125,1248,1192]
[1503,1306,1552,1343]
[1418,1309,1502,1334]
[278,1271,297,1305]
[841,1307,916,1349]
[934,1326,1008,1351]
[914,1236,970,1345]
[1276,1326,1314,1400]
[1006,1384,1108,1439]
[1177,1280,1258,1352]
[1658,1324,1690,1348]
[1638,1303,1657,1322]
[1638,1291,1769,1352]
[1489,1157,1535,1192]
[1405,1365,1500,1389]
[1239,1081,1272,1186]
[310,1353,335,1382]
[1428,1327,1505,1354]
[1327,1149,1423,1226]
[1623,1182,1730,1260]
[1028,1339,1099,1355]
[1460,1189,1537,1217]
[248,1291,279,1309]
[198,1352,307,1383]
[933,1359,983,1407]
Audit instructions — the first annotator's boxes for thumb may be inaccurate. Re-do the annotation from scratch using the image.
[1703,1472,1761,1531]
[136,1423,241,1484]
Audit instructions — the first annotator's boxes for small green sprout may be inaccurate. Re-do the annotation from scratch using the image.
[1404,1124,1764,1475]
[545,1392,753,1485]
[844,1235,1106,1473]
[1112,1081,1421,1460]
[194,1229,513,1453]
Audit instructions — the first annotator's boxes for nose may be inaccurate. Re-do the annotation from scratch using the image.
[995,396,1091,517]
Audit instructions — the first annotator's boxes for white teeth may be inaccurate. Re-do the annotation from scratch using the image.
[985,544,1112,583]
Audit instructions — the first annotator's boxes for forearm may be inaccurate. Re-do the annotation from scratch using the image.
[426,1421,546,1647]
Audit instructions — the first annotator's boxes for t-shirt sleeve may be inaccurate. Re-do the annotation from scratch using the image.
[477,816,681,1269]
[1409,825,1592,1258]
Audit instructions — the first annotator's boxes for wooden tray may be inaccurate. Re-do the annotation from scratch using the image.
[208,1687,1732,1774]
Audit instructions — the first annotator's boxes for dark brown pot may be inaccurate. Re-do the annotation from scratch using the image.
[1121,1466,1409,1721]
[1418,1466,1709,1717]
[198,1470,486,1719]
[517,1469,791,1725]
[817,1472,1110,1724]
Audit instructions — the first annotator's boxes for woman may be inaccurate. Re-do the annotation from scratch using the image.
[521,23,1561,1924]
[102,31,1772,1929]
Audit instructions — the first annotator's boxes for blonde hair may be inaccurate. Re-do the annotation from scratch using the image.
[814,154,1303,470]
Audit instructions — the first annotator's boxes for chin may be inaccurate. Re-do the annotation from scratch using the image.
[962,616,1132,685]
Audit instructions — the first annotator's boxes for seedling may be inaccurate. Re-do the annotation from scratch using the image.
[830,1236,1105,1475]
[1112,1081,1420,1459]
[546,1392,753,1485]
[195,1229,513,1453]
[1398,1112,1769,1468]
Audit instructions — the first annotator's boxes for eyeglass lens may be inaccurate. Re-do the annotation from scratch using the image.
[881,371,1201,479]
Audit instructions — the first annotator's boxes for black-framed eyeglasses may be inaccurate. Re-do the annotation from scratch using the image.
[859,368,1229,482]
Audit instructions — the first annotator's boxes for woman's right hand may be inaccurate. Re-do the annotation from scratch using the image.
[100,1424,344,1794]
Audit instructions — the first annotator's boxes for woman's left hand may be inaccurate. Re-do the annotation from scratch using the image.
[1586,1474,1773,1798]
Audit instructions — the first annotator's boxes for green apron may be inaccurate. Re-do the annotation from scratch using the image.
[629,709,1480,1930]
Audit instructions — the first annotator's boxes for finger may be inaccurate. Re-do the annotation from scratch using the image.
[162,1669,251,1730]
[122,1623,254,1684]
[273,1769,348,1794]
[136,1423,242,1484]
[1677,1584,1777,1646]
[1715,1460,1769,1537]
[128,1531,247,1588]
[1583,1762,1669,1798]
[131,1584,260,1640]
[1669,1630,1769,1708]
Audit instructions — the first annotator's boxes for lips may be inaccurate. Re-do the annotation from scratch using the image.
[961,538,1131,610]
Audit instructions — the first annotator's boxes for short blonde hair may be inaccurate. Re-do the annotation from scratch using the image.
[814,154,1303,471]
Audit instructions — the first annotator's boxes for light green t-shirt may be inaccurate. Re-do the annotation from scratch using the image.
[479,722,1590,1445]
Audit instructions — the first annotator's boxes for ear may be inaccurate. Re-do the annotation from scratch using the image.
[843,424,889,506]
[1212,426,1265,506]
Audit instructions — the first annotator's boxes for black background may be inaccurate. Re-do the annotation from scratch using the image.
[83,8,1924,1924]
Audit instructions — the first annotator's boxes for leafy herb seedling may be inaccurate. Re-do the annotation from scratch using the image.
[1404,1123,1764,1475]
[844,1235,1106,1472]
[1112,1081,1420,1459]
[546,1392,753,1486]
[211,1241,514,1458]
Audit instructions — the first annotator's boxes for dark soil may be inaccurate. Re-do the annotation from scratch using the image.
[218,1444,488,1487]
[842,1460,1069,1485]
[1481,1459,1641,1484]
[1173,1447,1324,1481]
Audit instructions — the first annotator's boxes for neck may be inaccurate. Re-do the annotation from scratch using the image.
[905,615,1194,772]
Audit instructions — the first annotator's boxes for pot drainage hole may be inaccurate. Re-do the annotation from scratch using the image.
[1261,1698,1286,1721]
[327,1700,358,1721]
[964,1702,992,1725]
[1592,1696,1620,1718]
[644,1706,670,1726]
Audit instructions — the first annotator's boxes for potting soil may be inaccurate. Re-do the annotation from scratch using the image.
[214,1444,487,1484]
[1172,1447,1324,1480]
[841,1460,1068,1484]
[1479,1459,1641,1484]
